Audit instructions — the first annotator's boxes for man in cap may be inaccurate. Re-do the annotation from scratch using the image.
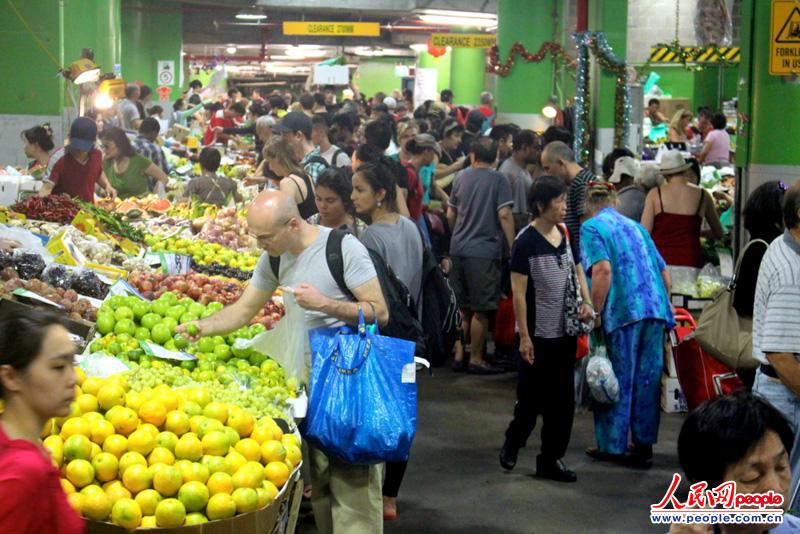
[41,117,116,203]
[273,111,327,184]
[608,156,644,221]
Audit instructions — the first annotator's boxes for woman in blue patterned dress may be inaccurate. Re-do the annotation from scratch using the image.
[580,182,675,467]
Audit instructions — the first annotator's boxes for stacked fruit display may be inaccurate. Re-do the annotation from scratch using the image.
[143,236,259,272]
[196,207,253,252]
[51,372,300,530]
[126,271,283,328]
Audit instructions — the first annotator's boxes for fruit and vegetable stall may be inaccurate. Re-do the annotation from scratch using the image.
[0,191,308,532]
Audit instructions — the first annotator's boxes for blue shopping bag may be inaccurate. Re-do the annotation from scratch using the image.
[302,308,417,464]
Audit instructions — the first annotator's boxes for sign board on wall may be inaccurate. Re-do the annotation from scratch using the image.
[413,68,438,110]
[157,60,175,86]
[283,21,380,37]
[313,65,349,86]
[430,33,496,48]
[770,0,800,75]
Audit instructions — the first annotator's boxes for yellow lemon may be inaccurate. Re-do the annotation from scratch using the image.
[104,481,132,505]
[82,491,112,521]
[60,417,91,440]
[206,471,234,496]
[127,429,156,456]
[61,478,76,495]
[175,433,203,462]
[153,388,179,412]
[81,377,105,396]
[134,489,162,517]
[256,487,271,509]
[178,480,209,513]
[148,447,175,466]
[225,450,247,475]
[180,462,209,484]
[227,408,255,438]
[184,512,209,525]
[75,367,86,386]
[67,492,84,515]
[201,431,229,457]
[232,487,259,513]
[103,434,128,459]
[92,452,119,482]
[205,493,236,520]
[260,440,286,464]
[122,463,153,494]
[118,451,147,476]
[232,464,262,489]
[139,400,167,428]
[234,438,262,462]
[155,498,186,528]
[140,515,157,528]
[164,411,190,436]
[76,393,99,414]
[43,435,64,467]
[90,419,115,445]
[249,425,273,445]
[66,459,95,488]
[264,461,290,489]
[189,416,206,435]
[153,465,183,497]
[281,433,301,449]
[138,423,160,438]
[109,407,139,436]
[202,402,228,425]
[155,431,179,452]
[285,445,302,467]
[125,391,145,412]
[111,498,142,531]
[262,480,279,501]
[97,383,126,411]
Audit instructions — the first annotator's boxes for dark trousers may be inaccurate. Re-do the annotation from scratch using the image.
[504,335,577,462]
[383,461,407,498]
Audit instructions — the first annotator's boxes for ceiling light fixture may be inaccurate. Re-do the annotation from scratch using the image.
[226,45,237,55]
[235,8,267,21]
[353,47,386,57]
[416,9,496,28]
[409,43,428,52]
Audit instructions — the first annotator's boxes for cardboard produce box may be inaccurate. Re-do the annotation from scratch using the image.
[86,466,301,534]
[0,297,94,351]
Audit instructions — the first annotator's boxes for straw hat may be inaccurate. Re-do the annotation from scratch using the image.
[659,150,692,176]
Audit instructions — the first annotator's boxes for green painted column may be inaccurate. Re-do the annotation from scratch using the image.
[63,0,121,73]
[496,0,560,130]
[418,51,451,93]
[589,0,628,155]
[0,0,62,115]
[737,0,800,200]
[450,47,485,106]
[121,0,183,100]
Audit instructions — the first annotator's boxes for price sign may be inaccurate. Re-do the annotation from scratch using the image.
[144,252,191,275]
[157,60,175,86]
[139,340,197,362]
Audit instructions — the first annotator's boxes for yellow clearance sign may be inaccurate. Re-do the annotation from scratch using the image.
[430,33,497,49]
[282,21,380,37]
[770,0,800,75]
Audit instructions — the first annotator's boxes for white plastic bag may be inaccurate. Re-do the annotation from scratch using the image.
[234,292,309,384]
[586,344,620,404]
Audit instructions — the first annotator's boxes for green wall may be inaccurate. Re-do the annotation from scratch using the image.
[418,51,451,93]
[353,58,413,99]
[450,48,485,106]
[121,0,183,98]
[63,0,121,75]
[639,66,739,111]
[590,0,628,129]
[0,0,61,115]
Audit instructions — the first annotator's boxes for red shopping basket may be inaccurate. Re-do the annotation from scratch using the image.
[672,308,744,412]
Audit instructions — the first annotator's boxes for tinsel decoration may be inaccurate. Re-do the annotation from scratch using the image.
[572,31,632,166]
[486,41,576,77]
[638,39,738,75]
[573,34,592,167]
[588,32,631,150]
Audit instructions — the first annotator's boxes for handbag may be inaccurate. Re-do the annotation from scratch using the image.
[695,240,768,370]
[302,307,418,464]
[561,225,593,337]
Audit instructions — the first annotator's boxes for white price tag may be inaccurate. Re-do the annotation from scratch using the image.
[139,340,197,361]
[401,363,416,384]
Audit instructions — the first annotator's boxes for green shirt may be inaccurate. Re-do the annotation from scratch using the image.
[103,154,151,199]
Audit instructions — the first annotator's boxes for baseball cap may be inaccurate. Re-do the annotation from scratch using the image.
[68,117,97,152]
[272,111,312,139]
[383,96,397,109]
[609,156,639,184]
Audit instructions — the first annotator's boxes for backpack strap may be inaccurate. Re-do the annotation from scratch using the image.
[305,155,331,169]
[325,229,353,299]
[332,148,344,167]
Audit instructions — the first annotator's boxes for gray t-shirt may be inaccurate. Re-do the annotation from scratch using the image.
[449,167,513,260]
[118,99,141,131]
[361,216,424,315]
[250,226,377,330]
[616,185,646,222]
[319,145,352,168]
[499,157,532,218]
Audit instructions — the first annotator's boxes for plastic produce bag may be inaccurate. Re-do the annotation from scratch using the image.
[696,263,729,298]
[695,0,732,47]
[0,224,54,261]
[70,268,109,299]
[586,333,619,404]
[12,249,46,279]
[42,263,74,289]
[236,292,308,384]
[303,309,417,464]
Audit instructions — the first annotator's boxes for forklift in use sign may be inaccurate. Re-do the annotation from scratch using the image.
[771,0,800,75]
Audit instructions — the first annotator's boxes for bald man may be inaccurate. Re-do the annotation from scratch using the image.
[178,190,387,534]
[540,141,596,258]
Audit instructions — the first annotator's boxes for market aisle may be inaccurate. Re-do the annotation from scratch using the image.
[300,366,684,534]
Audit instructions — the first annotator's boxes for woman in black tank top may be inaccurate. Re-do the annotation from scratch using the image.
[264,137,318,219]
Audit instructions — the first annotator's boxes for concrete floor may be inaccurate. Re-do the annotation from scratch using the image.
[300,366,685,534]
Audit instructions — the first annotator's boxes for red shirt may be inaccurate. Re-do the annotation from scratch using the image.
[0,425,85,534]
[46,147,102,203]
[204,110,235,145]
[401,163,424,221]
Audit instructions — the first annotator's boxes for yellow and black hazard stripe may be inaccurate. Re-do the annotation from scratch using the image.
[649,46,740,63]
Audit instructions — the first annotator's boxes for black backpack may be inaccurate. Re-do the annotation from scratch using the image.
[270,229,426,355]
[415,229,460,366]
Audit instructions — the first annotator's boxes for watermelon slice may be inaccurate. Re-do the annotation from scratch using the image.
[147,199,171,215]
[115,200,140,214]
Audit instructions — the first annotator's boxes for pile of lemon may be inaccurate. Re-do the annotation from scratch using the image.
[45,369,301,530]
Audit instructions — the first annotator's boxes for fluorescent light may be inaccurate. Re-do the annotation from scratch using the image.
[353,47,385,57]
[94,92,114,110]
[298,45,321,50]
[417,9,496,28]
[542,105,558,119]
[409,43,427,52]
[236,8,266,21]
[226,46,237,54]
[286,46,328,58]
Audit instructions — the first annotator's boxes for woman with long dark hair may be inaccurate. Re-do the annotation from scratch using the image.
[307,167,366,236]
[21,124,55,177]
[98,127,168,198]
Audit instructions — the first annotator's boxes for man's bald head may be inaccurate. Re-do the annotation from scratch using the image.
[541,141,578,182]
[541,141,575,165]
[248,190,299,228]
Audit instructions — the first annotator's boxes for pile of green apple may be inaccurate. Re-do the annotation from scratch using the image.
[91,293,268,367]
